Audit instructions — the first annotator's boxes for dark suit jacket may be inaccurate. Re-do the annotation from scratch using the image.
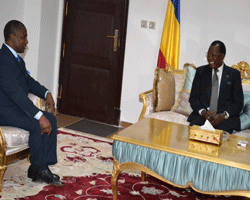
[188,64,243,121]
[0,44,48,119]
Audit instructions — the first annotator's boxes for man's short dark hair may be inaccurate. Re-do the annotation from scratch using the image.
[4,20,25,42]
[211,40,226,55]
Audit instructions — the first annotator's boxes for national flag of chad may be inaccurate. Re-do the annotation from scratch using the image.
[157,0,180,70]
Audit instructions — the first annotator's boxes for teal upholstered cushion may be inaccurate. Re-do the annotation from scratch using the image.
[182,64,196,90]
[171,63,196,116]
[240,92,250,130]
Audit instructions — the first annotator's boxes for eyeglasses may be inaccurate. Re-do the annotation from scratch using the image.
[206,53,222,59]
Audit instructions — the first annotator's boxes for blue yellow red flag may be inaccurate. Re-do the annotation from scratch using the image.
[157,0,180,70]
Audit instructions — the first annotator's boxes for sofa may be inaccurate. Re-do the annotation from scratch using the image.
[0,94,44,191]
[139,61,250,138]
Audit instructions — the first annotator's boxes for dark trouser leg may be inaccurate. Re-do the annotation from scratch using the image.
[0,107,57,166]
[0,107,64,186]
[214,116,241,134]
[188,114,206,126]
[28,111,57,166]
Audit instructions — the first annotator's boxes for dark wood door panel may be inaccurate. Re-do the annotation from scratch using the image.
[58,0,129,125]
[70,53,111,70]
[67,64,110,105]
[73,1,116,15]
[71,10,114,58]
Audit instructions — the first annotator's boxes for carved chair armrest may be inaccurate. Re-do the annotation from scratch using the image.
[138,89,154,121]
[28,93,44,111]
[0,128,6,166]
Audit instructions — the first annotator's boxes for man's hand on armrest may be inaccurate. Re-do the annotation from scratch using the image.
[39,114,52,135]
[45,93,55,115]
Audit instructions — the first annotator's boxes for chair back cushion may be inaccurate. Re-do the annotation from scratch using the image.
[240,92,250,130]
[153,67,175,112]
[171,63,196,116]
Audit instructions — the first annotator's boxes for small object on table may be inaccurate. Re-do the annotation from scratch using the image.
[189,125,223,145]
[238,140,249,147]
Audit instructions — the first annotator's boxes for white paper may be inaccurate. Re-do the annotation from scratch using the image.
[237,140,249,147]
[200,120,216,132]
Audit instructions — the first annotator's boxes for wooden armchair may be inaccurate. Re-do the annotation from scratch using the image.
[0,94,44,192]
[138,68,185,121]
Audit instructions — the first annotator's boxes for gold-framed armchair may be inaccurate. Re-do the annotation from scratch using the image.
[138,61,250,136]
[138,69,184,121]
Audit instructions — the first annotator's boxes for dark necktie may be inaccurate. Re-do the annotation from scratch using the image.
[17,55,21,63]
[210,68,219,111]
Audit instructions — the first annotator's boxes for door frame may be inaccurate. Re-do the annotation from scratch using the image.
[56,0,129,125]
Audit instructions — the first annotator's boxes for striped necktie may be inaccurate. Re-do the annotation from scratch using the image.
[210,68,219,111]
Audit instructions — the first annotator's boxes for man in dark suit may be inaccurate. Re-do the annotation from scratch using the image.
[188,40,243,133]
[0,20,63,185]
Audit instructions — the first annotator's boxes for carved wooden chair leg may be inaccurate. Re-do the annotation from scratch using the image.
[0,165,7,192]
[141,171,146,181]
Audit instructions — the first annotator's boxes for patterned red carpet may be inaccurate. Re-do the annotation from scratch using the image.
[1,128,245,199]
[13,174,245,200]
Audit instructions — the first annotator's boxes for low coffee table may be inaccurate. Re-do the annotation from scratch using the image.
[110,118,250,199]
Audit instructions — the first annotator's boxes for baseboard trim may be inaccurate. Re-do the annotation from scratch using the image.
[120,121,133,128]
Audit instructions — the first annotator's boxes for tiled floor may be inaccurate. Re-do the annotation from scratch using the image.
[56,113,83,128]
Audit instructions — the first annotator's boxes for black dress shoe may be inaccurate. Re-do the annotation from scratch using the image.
[32,168,64,186]
[28,165,60,181]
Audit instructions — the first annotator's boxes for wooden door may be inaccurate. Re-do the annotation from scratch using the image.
[58,0,129,125]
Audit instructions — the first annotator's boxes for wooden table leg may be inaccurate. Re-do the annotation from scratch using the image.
[111,159,121,200]
[141,171,146,181]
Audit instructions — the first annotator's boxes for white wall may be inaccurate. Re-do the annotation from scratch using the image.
[180,0,250,68]
[23,0,42,79]
[120,0,168,123]
[37,0,63,102]
[0,0,25,46]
